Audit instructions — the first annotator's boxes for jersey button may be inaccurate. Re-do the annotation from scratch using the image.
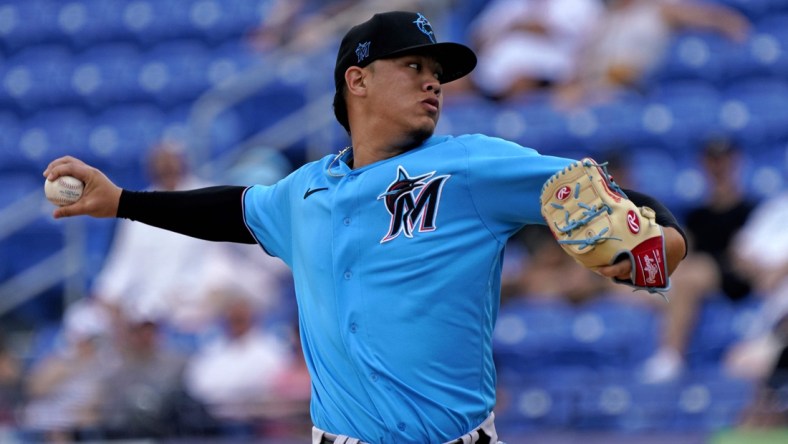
[397,422,406,431]
[349,323,358,333]
[343,271,352,280]
[343,217,351,226]
[370,372,379,382]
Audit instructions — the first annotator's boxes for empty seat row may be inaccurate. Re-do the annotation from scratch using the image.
[495,368,755,432]
[0,39,264,113]
[493,297,763,374]
[0,0,271,54]
[440,78,788,157]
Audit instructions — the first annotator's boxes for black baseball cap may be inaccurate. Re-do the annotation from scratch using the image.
[333,11,477,91]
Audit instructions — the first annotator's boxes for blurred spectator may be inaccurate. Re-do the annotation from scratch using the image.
[738,314,788,428]
[249,0,359,52]
[266,336,312,437]
[184,286,304,436]
[0,333,21,429]
[727,192,788,426]
[724,192,788,381]
[21,299,112,442]
[98,311,194,439]
[504,225,608,305]
[639,138,757,383]
[467,0,605,101]
[558,0,750,106]
[92,141,289,332]
[248,0,428,53]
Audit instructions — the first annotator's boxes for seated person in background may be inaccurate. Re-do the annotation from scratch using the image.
[737,313,788,428]
[504,225,609,306]
[22,299,112,442]
[98,311,189,439]
[184,286,303,434]
[0,332,21,428]
[466,0,605,101]
[558,0,750,106]
[640,138,757,383]
[93,141,288,332]
[725,192,788,382]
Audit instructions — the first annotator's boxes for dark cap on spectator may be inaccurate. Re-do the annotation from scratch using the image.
[702,137,739,157]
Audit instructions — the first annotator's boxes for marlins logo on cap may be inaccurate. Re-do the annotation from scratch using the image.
[413,13,436,43]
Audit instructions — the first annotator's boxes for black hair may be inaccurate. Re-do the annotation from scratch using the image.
[333,87,350,135]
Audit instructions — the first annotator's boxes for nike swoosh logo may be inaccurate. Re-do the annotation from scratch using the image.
[303,187,328,199]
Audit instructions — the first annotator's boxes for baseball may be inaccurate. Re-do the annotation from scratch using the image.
[45,175,84,206]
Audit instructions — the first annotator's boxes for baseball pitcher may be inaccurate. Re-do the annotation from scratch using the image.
[44,11,687,444]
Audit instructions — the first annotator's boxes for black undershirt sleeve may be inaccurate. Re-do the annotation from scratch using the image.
[622,187,688,255]
[116,186,257,244]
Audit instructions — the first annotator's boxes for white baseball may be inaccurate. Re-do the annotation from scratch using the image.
[45,176,84,206]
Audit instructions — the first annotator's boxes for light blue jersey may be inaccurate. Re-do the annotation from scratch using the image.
[243,134,574,443]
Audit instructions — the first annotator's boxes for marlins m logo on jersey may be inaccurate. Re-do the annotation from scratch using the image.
[378,166,450,243]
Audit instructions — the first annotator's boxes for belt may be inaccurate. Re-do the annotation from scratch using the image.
[318,425,494,444]
[320,437,365,444]
[315,413,497,444]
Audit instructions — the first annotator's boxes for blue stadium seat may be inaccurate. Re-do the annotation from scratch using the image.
[0,0,137,52]
[0,45,77,113]
[627,147,683,207]
[47,0,104,50]
[58,0,131,49]
[71,42,144,110]
[746,143,787,198]
[495,382,574,432]
[87,104,167,169]
[14,108,92,170]
[5,217,65,276]
[652,30,768,87]
[0,172,39,211]
[686,296,762,369]
[138,40,214,107]
[0,1,61,54]
[122,0,266,47]
[714,0,774,20]
[180,103,248,160]
[575,377,649,430]
[229,77,309,140]
[570,372,749,431]
[493,299,575,373]
[669,370,755,430]
[720,77,788,146]
[437,94,501,137]
[509,100,578,153]
[0,111,22,172]
[204,40,265,88]
[753,14,788,78]
[180,0,270,44]
[644,81,724,150]
[569,298,659,369]
[115,0,183,47]
[652,32,728,85]
[568,93,652,153]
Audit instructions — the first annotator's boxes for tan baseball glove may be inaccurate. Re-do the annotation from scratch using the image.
[540,158,670,296]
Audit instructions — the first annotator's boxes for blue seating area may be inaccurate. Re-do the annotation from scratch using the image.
[493,296,761,432]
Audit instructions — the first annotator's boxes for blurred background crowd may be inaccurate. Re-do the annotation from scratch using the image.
[0,0,787,443]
